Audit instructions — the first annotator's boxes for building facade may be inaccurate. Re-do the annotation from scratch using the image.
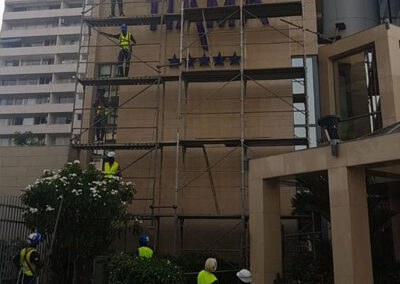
[0,0,87,146]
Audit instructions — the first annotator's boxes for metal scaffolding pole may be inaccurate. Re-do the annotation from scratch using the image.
[301,0,310,148]
[239,0,247,268]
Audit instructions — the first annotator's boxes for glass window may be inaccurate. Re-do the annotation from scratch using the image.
[20,78,37,85]
[14,117,23,125]
[23,117,34,125]
[0,119,8,126]
[5,60,19,67]
[15,98,23,105]
[292,56,320,149]
[333,46,382,139]
[2,80,17,86]
[39,77,52,84]
[21,59,41,66]
[54,115,72,124]
[42,58,55,65]
[34,116,47,125]
[55,136,70,145]
[0,138,10,146]
[56,96,74,104]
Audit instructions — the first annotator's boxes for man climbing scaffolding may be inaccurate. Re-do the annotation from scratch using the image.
[100,24,136,77]
[93,88,109,143]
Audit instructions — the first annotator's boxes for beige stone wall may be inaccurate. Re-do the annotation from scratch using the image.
[82,0,318,254]
[0,146,70,196]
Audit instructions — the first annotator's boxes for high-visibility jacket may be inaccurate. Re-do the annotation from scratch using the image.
[138,246,154,258]
[119,33,132,50]
[104,161,119,178]
[96,104,109,116]
[197,270,217,284]
[20,248,37,276]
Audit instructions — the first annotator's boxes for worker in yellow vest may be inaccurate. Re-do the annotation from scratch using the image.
[13,233,42,284]
[197,258,218,284]
[103,151,121,178]
[93,88,110,143]
[100,24,136,77]
[137,234,154,258]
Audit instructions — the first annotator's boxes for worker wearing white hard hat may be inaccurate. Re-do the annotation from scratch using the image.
[103,151,121,178]
[237,269,252,283]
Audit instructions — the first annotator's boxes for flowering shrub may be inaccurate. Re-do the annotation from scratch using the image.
[107,252,184,284]
[21,161,135,284]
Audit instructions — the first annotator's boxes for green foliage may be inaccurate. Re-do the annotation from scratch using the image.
[21,161,135,283]
[12,131,40,146]
[107,252,184,284]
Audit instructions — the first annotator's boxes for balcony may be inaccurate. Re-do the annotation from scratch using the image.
[3,8,82,21]
[0,123,71,135]
[0,64,77,76]
[0,103,73,115]
[0,44,79,57]
[0,26,81,38]
[0,83,75,95]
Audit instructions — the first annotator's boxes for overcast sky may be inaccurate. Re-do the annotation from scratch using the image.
[0,0,5,30]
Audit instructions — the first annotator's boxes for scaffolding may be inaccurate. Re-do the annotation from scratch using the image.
[71,0,311,267]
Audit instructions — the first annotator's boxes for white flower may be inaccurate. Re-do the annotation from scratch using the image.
[45,205,55,212]
[126,181,133,186]
[121,201,127,206]
[29,208,38,214]
[70,173,77,177]
[73,160,80,164]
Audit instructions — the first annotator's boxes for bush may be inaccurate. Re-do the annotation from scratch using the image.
[107,252,184,284]
[21,161,135,284]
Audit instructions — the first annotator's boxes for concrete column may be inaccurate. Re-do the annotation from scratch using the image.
[249,178,281,284]
[328,166,373,284]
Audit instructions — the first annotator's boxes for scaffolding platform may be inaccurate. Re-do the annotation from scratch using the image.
[71,137,308,150]
[78,67,304,86]
[78,75,178,86]
[83,1,301,27]
[84,14,181,27]
[184,1,302,22]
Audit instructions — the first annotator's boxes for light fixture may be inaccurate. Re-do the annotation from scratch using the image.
[318,115,340,156]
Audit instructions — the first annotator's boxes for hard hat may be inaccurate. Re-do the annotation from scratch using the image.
[139,234,149,244]
[107,151,116,158]
[121,23,127,32]
[27,233,41,246]
[237,269,252,283]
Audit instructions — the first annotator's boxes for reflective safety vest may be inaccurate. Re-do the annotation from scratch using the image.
[119,33,131,50]
[138,246,153,258]
[20,247,37,276]
[197,270,217,284]
[96,104,109,116]
[104,161,119,178]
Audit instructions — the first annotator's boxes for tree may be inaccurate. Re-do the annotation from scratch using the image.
[21,161,135,284]
[12,131,40,146]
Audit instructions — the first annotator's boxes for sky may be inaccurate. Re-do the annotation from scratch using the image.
[0,0,4,30]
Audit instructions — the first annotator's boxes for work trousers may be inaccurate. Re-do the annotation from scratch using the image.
[111,0,124,16]
[94,115,106,142]
[118,49,131,77]
[21,275,36,284]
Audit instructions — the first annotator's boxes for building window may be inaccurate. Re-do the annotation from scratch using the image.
[292,56,319,150]
[55,96,74,104]
[34,116,47,125]
[2,80,17,86]
[21,59,41,66]
[55,136,70,145]
[333,46,382,140]
[5,60,19,67]
[54,114,72,124]
[39,77,52,84]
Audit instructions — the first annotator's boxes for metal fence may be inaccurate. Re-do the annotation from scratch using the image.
[0,196,48,284]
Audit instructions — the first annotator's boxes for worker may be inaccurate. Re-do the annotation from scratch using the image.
[103,151,121,178]
[137,234,154,258]
[13,233,42,284]
[237,269,252,283]
[197,258,218,284]
[100,24,136,77]
[93,88,109,143]
[110,0,125,17]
